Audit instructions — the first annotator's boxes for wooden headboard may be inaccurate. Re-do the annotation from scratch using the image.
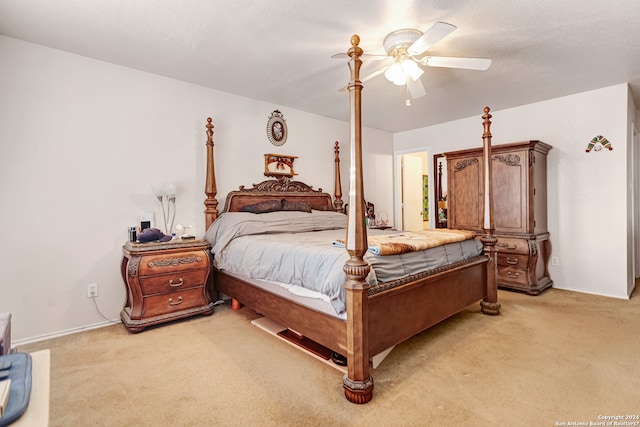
[203,117,344,229]
[221,177,336,213]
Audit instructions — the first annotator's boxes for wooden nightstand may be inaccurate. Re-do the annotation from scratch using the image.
[120,239,214,333]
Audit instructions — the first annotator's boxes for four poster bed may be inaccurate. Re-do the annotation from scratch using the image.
[202,35,500,404]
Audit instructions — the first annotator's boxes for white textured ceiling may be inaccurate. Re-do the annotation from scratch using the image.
[1,0,640,133]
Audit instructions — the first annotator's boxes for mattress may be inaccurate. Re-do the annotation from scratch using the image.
[205,210,483,317]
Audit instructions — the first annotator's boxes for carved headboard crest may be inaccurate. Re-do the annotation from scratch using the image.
[239,176,323,194]
[222,175,334,214]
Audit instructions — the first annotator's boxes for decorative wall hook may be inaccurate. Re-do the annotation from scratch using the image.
[585,135,613,153]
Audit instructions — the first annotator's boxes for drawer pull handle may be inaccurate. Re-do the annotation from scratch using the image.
[498,243,517,250]
[506,257,518,265]
[168,296,183,306]
[507,271,520,278]
[169,278,184,287]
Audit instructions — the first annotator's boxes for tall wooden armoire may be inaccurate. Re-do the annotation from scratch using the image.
[444,141,552,295]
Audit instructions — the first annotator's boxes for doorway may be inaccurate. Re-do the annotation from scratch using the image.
[394,148,430,231]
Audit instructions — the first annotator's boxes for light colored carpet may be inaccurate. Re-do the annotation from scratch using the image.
[19,286,640,427]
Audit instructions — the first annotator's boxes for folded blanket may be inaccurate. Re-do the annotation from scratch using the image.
[332,228,477,255]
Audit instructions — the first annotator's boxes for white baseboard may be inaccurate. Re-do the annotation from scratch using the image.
[551,284,631,300]
[13,319,120,347]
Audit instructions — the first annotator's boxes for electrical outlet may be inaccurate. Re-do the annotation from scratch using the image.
[87,283,98,298]
[551,257,559,266]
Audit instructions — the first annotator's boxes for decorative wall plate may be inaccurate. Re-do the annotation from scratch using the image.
[585,135,613,153]
[267,110,287,146]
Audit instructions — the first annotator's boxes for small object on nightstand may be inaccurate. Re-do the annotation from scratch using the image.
[369,225,392,230]
[176,224,194,239]
[137,228,172,243]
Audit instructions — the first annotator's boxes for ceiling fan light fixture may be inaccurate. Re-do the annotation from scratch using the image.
[384,59,423,86]
[402,59,423,81]
[384,62,406,85]
[333,22,488,100]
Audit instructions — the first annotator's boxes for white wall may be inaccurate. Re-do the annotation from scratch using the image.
[0,36,393,341]
[395,84,633,299]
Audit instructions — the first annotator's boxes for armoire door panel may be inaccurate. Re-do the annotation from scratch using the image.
[448,155,482,230]
[492,150,528,233]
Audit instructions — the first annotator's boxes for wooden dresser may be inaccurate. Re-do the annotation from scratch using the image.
[445,140,552,295]
[121,239,214,332]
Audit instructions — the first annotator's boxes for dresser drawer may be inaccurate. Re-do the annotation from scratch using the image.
[139,250,209,276]
[142,287,209,318]
[497,266,529,286]
[138,269,209,296]
[495,237,530,255]
[496,252,529,269]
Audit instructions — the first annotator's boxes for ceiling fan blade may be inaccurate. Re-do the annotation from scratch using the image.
[407,77,426,99]
[361,66,388,82]
[422,56,492,70]
[331,52,390,60]
[338,66,389,92]
[407,21,457,56]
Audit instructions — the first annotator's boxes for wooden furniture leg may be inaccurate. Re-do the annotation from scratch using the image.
[342,35,374,404]
[479,107,501,315]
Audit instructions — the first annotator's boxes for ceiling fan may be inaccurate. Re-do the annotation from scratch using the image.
[332,22,492,103]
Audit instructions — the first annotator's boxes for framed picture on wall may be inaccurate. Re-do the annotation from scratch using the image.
[264,153,297,177]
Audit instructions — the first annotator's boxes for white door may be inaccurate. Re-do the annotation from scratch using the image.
[402,155,424,231]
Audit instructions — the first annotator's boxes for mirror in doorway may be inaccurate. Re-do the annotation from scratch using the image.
[434,153,448,228]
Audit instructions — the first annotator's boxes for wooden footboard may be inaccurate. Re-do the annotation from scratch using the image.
[213,254,489,362]
[368,256,488,355]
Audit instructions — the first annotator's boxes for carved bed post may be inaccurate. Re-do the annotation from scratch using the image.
[204,117,219,230]
[333,141,344,212]
[479,107,501,315]
[342,35,373,404]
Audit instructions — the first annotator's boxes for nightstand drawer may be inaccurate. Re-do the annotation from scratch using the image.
[496,253,529,269]
[497,266,529,286]
[138,269,209,296]
[139,250,209,276]
[142,288,209,318]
